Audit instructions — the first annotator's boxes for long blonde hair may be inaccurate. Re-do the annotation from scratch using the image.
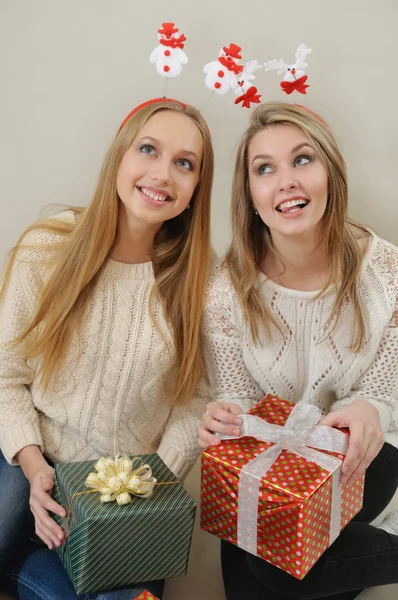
[1,101,214,405]
[226,101,368,351]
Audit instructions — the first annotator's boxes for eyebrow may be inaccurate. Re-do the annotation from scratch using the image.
[251,142,314,164]
[139,136,199,161]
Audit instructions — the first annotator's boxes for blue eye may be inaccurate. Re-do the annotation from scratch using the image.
[258,164,273,175]
[140,144,155,155]
[176,158,193,171]
[295,155,311,166]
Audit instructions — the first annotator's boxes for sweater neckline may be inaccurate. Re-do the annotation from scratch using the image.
[258,231,378,299]
[102,258,154,280]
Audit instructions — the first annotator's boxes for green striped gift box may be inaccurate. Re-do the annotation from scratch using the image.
[53,453,196,595]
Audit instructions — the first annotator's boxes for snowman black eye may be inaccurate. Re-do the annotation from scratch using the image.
[287,68,291,71]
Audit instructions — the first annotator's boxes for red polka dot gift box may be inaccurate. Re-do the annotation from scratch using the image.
[200,395,364,580]
[133,591,160,600]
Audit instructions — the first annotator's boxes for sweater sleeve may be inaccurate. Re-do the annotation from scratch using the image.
[330,241,398,433]
[156,376,210,481]
[0,248,45,464]
[202,264,264,413]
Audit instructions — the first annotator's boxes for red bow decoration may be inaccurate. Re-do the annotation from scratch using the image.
[218,56,243,75]
[160,34,186,49]
[235,86,262,108]
[280,75,309,95]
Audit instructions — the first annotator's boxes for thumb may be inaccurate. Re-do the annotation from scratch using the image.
[318,411,342,428]
[41,475,54,492]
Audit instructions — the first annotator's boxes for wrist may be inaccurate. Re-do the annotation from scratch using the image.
[16,445,50,483]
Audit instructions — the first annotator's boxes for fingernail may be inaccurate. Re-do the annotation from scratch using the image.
[233,428,240,436]
[340,475,348,484]
[234,418,242,425]
[58,533,64,540]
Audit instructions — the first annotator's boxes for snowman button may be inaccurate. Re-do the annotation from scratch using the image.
[218,70,224,78]
[164,50,171,57]
[164,65,170,73]
[214,82,221,89]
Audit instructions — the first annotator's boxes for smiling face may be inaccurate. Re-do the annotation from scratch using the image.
[248,124,329,242]
[116,110,203,231]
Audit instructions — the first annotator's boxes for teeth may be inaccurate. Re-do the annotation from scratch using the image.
[278,199,308,210]
[140,187,168,202]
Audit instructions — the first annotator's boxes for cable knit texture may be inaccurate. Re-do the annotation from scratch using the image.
[0,212,209,479]
[204,233,398,450]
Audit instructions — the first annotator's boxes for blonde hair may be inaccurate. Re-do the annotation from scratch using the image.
[226,101,368,351]
[1,101,214,405]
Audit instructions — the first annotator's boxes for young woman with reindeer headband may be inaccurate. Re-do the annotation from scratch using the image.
[199,99,398,599]
[0,23,215,598]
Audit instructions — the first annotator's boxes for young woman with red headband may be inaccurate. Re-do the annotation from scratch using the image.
[199,101,398,599]
[0,98,214,599]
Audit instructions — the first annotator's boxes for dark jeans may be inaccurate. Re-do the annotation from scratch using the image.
[221,442,398,600]
[0,450,34,575]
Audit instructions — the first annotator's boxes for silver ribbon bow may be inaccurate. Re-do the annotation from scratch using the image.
[219,402,349,556]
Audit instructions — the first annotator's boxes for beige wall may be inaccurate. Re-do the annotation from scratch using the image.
[0,1,397,599]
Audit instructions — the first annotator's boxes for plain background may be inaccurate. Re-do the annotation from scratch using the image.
[0,1,397,598]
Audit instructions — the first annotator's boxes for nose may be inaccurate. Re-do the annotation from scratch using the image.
[150,158,172,184]
[278,168,299,192]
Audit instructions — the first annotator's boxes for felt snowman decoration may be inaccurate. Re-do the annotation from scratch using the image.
[203,43,244,95]
[234,59,263,108]
[264,43,312,95]
[150,22,188,78]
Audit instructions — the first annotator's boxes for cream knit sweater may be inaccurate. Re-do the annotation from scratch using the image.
[204,233,398,450]
[0,212,209,479]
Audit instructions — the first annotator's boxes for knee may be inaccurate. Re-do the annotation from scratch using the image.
[247,554,316,600]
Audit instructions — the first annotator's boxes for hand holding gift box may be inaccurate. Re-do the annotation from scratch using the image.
[201,395,364,579]
[53,453,196,594]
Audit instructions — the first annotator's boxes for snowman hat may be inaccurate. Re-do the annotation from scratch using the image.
[158,22,179,36]
[222,43,242,59]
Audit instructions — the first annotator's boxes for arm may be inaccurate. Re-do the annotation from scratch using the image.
[157,376,210,480]
[198,266,264,448]
[329,241,398,430]
[0,250,45,464]
[323,241,398,484]
[203,265,264,410]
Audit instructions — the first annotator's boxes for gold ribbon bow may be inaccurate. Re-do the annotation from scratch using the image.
[84,453,157,505]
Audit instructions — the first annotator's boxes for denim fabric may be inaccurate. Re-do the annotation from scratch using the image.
[4,542,165,600]
[0,450,34,574]
[222,442,398,600]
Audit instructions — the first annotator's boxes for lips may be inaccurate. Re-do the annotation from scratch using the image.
[138,185,172,203]
[276,198,310,214]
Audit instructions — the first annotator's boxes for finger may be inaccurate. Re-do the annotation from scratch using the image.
[340,426,365,484]
[198,427,220,448]
[345,437,384,486]
[34,489,66,518]
[31,507,59,549]
[206,403,243,426]
[31,501,65,542]
[203,416,240,437]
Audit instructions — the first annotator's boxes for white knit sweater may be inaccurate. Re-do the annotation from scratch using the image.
[0,212,209,479]
[204,233,398,450]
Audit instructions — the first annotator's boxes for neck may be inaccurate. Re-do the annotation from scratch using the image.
[262,230,329,291]
[110,205,161,264]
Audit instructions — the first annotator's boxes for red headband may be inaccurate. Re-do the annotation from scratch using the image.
[119,98,187,130]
